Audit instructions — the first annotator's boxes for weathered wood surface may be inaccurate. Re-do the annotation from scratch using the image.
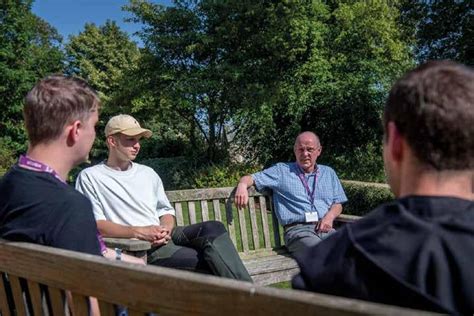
[243,254,299,286]
[166,186,262,202]
[103,238,151,251]
[0,240,436,316]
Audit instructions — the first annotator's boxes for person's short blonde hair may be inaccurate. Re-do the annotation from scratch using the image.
[24,75,100,146]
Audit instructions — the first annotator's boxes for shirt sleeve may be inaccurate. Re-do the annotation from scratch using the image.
[252,164,282,191]
[75,170,107,221]
[155,174,176,218]
[329,168,348,204]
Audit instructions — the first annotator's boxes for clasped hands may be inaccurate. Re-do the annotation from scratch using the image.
[135,225,171,246]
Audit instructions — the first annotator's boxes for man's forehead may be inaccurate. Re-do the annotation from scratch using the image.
[295,135,319,147]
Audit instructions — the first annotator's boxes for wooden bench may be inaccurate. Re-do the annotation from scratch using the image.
[105,186,360,285]
[0,239,436,315]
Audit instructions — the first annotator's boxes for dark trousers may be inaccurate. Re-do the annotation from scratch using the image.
[147,221,252,282]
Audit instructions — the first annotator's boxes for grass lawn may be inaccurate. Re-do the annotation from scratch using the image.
[269,281,291,289]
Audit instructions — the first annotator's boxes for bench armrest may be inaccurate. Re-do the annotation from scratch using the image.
[103,238,151,252]
[336,214,362,223]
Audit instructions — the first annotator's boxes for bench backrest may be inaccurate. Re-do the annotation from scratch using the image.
[0,240,434,316]
[166,187,282,257]
[165,186,360,258]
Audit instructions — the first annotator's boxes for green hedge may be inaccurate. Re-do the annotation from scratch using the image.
[342,180,394,216]
[142,158,394,217]
[141,157,260,190]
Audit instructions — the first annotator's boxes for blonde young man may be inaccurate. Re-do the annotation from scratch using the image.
[235,131,347,257]
[0,75,101,255]
[293,61,474,315]
[76,115,252,282]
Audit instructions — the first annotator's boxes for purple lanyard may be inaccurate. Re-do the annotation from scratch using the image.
[18,155,108,254]
[297,165,318,211]
[18,154,65,184]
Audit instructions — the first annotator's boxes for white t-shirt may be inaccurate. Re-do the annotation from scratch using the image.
[76,161,175,226]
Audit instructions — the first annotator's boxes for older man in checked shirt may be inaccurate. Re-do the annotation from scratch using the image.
[235,131,347,256]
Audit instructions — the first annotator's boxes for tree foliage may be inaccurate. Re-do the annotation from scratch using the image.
[125,0,330,162]
[2,0,468,184]
[66,20,140,105]
[400,0,473,65]
[0,0,63,155]
[65,20,141,159]
[124,0,412,178]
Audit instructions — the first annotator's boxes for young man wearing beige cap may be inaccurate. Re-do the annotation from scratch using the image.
[76,114,252,281]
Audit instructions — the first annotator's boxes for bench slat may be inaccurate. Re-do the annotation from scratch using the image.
[99,300,116,316]
[48,286,65,316]
[237,206,249,253]
[27,280,43,316]
[9,275,27,316]
[188,201,197,224]
[259,196,272,249]
[174,202,184,226]
[0,273,11,316]
[166,187,264,202]
[201,200,209,221]
[270,196,282,248]
[129,309,146,316]
[212,199,222,221]
[71,293,89,316]
[225,199,237,247]
[248,198,260,250]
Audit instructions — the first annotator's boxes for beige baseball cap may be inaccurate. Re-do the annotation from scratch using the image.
[105,114,152,138]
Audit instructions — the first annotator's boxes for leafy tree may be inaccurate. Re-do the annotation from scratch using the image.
[0,0,63,155]
[65,20,140,159]
[66,20,140,105]
[302,0,413,176]
[236,0,413,180]
[125,0,413,182]
[125,0,327,162]
[400,0,473,65]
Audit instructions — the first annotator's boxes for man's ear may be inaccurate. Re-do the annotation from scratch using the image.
[106,135,116,148]
[387,122,404,163]
[66,120,81,146]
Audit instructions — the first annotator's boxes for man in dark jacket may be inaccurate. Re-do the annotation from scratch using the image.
[292,61,474,316]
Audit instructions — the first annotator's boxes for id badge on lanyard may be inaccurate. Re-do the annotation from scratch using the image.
[298,166,319,222]
[305,211,319,222]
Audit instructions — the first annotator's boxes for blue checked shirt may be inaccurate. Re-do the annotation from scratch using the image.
[252,163,348,226]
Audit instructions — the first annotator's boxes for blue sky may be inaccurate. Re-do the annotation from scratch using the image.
[32,0,173,44]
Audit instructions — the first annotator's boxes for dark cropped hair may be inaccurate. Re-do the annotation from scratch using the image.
[384,60,474,170]
[24,75,100,147]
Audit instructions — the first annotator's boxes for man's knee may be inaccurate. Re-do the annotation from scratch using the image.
[149,246,210,272]
[285,232,323,255]
[200,220,227,238]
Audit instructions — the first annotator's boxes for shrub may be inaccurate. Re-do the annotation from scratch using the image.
[192,164,261,189]
[323,143,386,183]
[0,138,16,176]
[342,180,394,216]
[141,157,261,190]
[141,157,194,190]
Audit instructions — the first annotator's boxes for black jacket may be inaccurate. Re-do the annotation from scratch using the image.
[293,196,474,315]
